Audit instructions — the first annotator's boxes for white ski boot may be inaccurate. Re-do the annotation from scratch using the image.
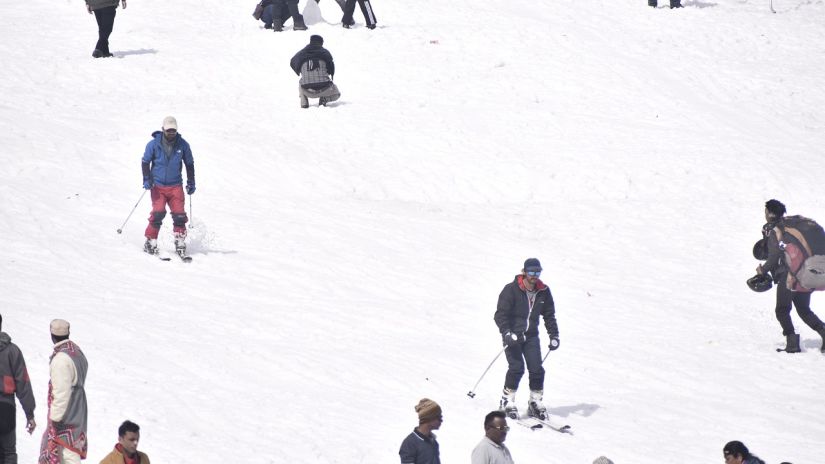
[527,390,548,421]
[143,238,158,255]
[499,388,519,420]
[174,234,187,256]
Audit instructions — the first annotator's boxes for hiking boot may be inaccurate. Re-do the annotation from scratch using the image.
[264,23,273,29]
[92,49,113,58]
[300,96,309,108]
[293,15,308,31]
[782,334,802,353]
[527,390,548,421]
[143,238,158,255]
[319,97,329,106]
[670,0,683,7]
[499,388,519,420]
[273,21,283,32]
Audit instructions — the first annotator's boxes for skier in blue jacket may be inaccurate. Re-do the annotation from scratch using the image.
[141,116,195,256]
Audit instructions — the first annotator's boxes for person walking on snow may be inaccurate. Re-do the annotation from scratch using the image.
[0,314,37,463]
[494,258,559,421]
[141,116,195,257]
[290,35,340,108]
[755,199,825,353]
[85,0,127,58]
[39,320,88,464]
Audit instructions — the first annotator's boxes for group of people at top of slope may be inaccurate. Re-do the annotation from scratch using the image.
[1,315,151,463]
[253,0,376,32]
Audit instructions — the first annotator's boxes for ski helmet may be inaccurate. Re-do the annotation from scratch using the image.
[752,238,768,260]
[747,274,773,292]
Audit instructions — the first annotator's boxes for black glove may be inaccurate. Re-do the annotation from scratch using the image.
[548,337,560,351]
[502,331,525,347]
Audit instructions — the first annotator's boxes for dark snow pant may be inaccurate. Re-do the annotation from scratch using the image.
[0,424,17,464]
[775,279,825,336]
[93,5,117,54]
[342,0,377,28]
[503,335,545,392]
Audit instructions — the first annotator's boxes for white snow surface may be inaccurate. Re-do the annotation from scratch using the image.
[1,0,825,462]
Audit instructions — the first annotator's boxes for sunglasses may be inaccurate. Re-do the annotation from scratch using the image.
[491,425,510,432]
[526,271,541,277]
[164,129,177,134]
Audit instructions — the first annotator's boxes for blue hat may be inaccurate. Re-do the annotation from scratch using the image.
[524,258,542,272]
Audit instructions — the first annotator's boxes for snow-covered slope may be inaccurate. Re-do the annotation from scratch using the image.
[1,0,824,462]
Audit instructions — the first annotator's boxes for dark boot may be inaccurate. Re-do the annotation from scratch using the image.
[292,14,308,30]
[817,327,825,353]
[670,0,683,7]
[272,18,283,32]
[783,334,802,353]
[648,0,657,6]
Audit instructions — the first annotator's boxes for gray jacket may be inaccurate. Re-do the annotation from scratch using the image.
[86,0,120,10]
[471,437,515,464]
[0,332,36,430]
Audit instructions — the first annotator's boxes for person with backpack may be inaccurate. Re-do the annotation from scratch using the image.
[494,258,559,421]
[756,199,825,353]
[289,35,340,108]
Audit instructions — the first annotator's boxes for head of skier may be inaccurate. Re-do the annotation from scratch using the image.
[522,258,542,289]
[117,421,141,457]
[162,116,178,143]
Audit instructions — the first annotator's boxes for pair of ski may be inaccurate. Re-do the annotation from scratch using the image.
[513,413,572,434]
[148,248,192,263]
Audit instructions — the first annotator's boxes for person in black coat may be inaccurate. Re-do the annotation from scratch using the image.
[494,258,559,421]
[756,199,825,353]
[289,35,340,108]
[341,0,377,29]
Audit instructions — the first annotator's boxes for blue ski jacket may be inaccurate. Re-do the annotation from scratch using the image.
[141,131,195,187]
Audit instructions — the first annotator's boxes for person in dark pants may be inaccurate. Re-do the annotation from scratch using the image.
[757,199,825,353]
[0,314,37,464]
[86,0,126,58]
[399,399,442,464]
[341,0,377,29]
[271,0,307,31]
[494,258,559,421]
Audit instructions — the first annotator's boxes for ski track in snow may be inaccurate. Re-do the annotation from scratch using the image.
[1,0,825,462]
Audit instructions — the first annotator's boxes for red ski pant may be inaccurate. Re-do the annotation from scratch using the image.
[144,185,187,239]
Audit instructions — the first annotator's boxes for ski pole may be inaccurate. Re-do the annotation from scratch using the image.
[467,346,506,398]
[116,189,148,234]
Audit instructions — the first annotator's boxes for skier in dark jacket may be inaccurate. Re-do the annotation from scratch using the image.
[290,35,340,108]
[141,116,195,257]
[85,0,127,58]
[494,258,559,421]
[756,199,825,353]
[0,314,37,463]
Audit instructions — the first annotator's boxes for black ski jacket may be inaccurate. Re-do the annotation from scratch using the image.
[494,275,558,339]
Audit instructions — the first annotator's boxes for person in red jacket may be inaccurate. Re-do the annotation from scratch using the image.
[0,314,37,463]
[99,421,150,464]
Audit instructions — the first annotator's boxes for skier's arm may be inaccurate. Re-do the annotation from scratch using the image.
[493,287,513,334]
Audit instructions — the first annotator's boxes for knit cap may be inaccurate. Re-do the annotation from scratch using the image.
[415,398,442,423]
